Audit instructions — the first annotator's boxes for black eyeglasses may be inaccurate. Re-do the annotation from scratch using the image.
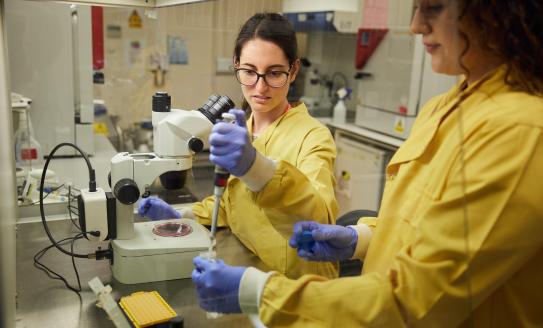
[234,66,292,88]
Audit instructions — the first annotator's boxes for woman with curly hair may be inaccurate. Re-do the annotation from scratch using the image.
[192,0,543,326]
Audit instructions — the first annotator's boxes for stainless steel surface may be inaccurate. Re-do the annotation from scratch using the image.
[16,219,271,327]
[0,0,18,325]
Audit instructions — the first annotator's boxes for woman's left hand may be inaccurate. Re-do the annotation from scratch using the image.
[209,109,256,176]
[289,221,358,262]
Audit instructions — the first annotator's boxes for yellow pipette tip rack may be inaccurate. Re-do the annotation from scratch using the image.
[119,291,177,328]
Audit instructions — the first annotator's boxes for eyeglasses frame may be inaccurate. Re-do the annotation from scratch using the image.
[233,64,294,88]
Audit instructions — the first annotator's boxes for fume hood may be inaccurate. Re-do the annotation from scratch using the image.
[282,0,362,33]
[351,0,457,140]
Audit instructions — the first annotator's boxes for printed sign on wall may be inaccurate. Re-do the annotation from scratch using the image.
[167,36,188,65]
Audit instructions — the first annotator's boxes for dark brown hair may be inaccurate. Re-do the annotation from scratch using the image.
[234,13,298,67]
[233,13,298,112]
[458,0,543,95]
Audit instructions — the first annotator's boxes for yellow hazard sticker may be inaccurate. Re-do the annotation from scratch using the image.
[128,10,142,29]
[394,117,405,134]
[94,122,109,135]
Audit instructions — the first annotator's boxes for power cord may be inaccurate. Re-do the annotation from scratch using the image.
[37,142,113,294]
[39,142,98,259]
[67,185,82,231]
[33,233,87,294]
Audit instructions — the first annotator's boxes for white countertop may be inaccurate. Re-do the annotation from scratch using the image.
[317,117,404,148]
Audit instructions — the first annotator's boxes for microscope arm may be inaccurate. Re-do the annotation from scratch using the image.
[110,152,192,239]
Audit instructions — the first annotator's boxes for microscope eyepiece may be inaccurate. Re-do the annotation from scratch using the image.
[200,95,220,113]
[153,91,171,112]
[198,95,235,123]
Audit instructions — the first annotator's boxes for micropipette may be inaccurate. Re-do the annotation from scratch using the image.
[208,112,235,256]
[202,112,236,320]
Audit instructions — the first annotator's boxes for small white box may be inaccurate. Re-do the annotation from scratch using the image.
[79,187,108,241]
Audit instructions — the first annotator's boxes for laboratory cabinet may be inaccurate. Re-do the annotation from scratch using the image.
[334,129,394,216]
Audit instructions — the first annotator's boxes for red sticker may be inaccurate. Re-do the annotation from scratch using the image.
[21,148,37,160]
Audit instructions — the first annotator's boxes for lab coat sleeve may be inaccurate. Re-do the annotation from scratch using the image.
[239,267,275,314]
[191,193,229,227]
[350,223,373,259]
[240,151,277,192]
[358,216,378,230]
[257,122,543,327]
[252,126,338,224]
[350,216,379,258]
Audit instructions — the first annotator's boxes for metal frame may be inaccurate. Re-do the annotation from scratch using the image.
[29,0,210,8]
[0,0,18,325]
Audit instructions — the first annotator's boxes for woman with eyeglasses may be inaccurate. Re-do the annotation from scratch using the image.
[139,13,339,280]
[191,0,543,326]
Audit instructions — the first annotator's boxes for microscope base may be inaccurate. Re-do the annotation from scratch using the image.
[111,219,210,284]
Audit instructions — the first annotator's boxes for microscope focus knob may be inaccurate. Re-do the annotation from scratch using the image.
[114,179,140,205]
[188,137,204,153]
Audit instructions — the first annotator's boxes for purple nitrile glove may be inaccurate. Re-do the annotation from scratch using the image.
[137,197,180,220]
[191,256,247,313]
[288,221,358,262]
[209,109,256,177]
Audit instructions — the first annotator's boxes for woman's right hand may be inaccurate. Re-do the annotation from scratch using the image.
[209,109,256,177]
[137,197,180,220]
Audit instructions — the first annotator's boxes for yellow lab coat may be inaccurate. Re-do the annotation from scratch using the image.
[259,67,543,326]
[193,102,339,279]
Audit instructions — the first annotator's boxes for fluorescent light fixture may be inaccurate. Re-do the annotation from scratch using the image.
[29,0,210,8]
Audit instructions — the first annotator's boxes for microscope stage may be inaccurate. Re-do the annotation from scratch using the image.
[111,219,211,284]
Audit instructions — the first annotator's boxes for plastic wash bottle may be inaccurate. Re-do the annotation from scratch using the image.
[333,87,351,125]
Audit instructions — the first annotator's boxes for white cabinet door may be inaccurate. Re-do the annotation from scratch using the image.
[334,131,391,216]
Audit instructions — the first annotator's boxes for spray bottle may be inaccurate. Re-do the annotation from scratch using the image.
[333,87,352,125]
[14,109,42,168]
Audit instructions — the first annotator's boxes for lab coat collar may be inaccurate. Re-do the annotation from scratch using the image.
[247,102,306,152]
[387,65,507,170]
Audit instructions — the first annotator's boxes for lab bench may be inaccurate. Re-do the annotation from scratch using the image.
[16,217,270,328]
